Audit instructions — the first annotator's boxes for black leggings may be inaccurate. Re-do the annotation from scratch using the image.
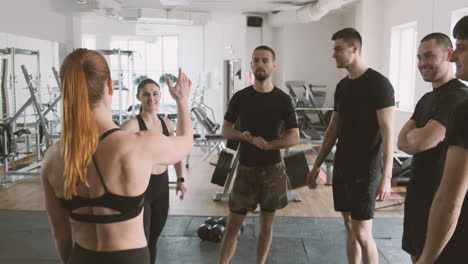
[68,243,149,264]
[144,172,169,264]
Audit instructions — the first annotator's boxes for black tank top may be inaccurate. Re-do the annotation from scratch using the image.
[137,114,170,202]
[60,128,145,223]
[136,114,169,136]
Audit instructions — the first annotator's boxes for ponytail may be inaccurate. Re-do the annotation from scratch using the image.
[60,49,109,199]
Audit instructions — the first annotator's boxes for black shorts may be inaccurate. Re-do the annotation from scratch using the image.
[68,243,150,264]
[332,166,381,221]
[402,183,434,256]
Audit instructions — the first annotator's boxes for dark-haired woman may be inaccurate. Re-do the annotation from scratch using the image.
[121,78,187,263]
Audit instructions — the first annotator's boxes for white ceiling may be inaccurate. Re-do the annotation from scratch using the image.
[75,0,321,13]
[61,0,357,25]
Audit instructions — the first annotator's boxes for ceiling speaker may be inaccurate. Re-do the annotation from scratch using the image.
[247,16,263,27]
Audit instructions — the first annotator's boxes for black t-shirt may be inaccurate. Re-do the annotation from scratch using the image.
[439,99,468,257]
[333,68,395,178]
[410,79,468,191]
[224,86,298,166]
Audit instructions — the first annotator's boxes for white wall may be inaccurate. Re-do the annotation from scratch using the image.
[200,12,247,123]
[355,0,385,72]
[272,13,348,107]
[0,0,75,46]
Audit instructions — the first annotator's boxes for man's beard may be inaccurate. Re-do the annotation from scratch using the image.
[254,71,270,82]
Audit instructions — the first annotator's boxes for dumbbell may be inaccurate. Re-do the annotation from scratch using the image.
[211,223,225,242]
[215,216,227,226]
[197,217,219,241]
[204,216,217,225]
[198,216,244,242]
[197,223,214,241]
[198,216,228,242]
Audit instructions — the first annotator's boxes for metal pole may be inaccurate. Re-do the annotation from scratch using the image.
[2,127,9,175]
[36,51,41,104]
[126,52,130,116]
[118,49,122,124]
[131,52,135,116]
[35,121,41,160]
[11,48,16,133]
[21,65,49,138]
[44,67,62,117]
[161,37,165,104]
[52,67,60,87]
[1,59,9,123]
[8,97,33,125]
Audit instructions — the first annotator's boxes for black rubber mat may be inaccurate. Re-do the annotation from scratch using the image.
[0,210,410,263]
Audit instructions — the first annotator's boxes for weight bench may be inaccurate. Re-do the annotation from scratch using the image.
[211,146,239,201]
[192,107,220,134]
[203,134,226,160]
[283,150,310,202]
[184,134,201,168]
[391,153,412,186]
[188,107,224,167]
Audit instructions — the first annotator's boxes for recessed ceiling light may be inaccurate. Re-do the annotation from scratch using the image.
[75,0,88,4]
[160,0,191,6]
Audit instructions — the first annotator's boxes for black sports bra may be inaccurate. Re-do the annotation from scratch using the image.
[60,128,145,223]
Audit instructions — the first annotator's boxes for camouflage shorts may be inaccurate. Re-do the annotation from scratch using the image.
[229,162,288,214]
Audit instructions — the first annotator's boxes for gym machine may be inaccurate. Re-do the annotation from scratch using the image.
[285,80,336,185]
[36,66,62,154]
[0,65,60,188]
[191,82,220,135]
[97,49,135,125]
[187,83,225,166]
[0,48,41,138]
[286,81,333,141]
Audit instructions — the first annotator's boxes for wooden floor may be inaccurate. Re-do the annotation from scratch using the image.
[0,147,405,217]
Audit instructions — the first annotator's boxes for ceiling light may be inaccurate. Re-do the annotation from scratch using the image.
[75,0,88,4]
[160,0,191,6]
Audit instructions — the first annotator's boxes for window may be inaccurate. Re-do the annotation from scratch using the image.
[160,36,179,106]
[389,22,418,111]
[82,35,96,49]
[109,36,179,110]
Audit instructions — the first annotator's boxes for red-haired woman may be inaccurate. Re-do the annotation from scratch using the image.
[40,49,192,264]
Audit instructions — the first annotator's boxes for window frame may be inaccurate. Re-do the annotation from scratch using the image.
[389,21,418,111]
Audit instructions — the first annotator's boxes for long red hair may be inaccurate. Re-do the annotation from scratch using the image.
[60,49,110,199]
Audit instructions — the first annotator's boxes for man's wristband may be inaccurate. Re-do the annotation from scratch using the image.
[177,177,185,183]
